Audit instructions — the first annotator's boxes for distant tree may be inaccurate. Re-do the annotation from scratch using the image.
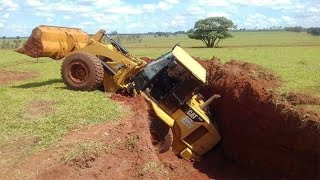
[232,25,238,31]
[16,36,20,39]
[307,27,320,36]
[156,32,163,36]
[284,26,304,32]
[2,36,6,39]
[188,17,235,48]
[174,31,186,34]
[110,31,118,35]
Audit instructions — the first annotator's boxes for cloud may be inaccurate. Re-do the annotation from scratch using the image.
[26,0,92,13]
[199,0,229,7]
[127,22,143,29]
[142,0,180,11]
[231,0,291,7]
[170,15,186,27]
[63,16,71,20]
[3,13,10,19]
[1,0,320,36]
[308,7,319,13]
[207,12,230,18]
[0,0,19,11]
[46,17,53,23]
[282,16,295,24]
[244,13,281,28]
[84,13,120,24]
[188,6,206,16]
[35,12,54,17]
[106,5,143,14]
[0,23,3,28]
[142,4,157,11]
[243,12,299,28]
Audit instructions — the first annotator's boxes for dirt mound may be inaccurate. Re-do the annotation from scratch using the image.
[0,69,38,85]
[16,36,43,58]
[199,59,320,177]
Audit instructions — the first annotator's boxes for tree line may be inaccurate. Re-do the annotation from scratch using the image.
[284,26,320,36]
[1,36,24,49]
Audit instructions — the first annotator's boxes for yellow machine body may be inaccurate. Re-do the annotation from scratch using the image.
[19,25,146,92]
[18,25,221,161]
[139,47,221,160]
[142,93,221,160]
[21,25,90,60]
[75,42,146,92]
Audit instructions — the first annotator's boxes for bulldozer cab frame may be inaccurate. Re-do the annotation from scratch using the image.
[133,48,203,114]
[135,46,221,160]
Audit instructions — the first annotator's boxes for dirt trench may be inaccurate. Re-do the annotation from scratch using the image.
[107,58,320,178]
[198,58,320,178]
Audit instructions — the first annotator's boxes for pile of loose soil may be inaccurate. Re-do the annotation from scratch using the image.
[0,69,38,85]
[199,59,320,177]
[16,36,44,58]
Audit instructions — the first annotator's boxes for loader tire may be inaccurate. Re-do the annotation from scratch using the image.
[150,118,172,153]
[61,52,104,91]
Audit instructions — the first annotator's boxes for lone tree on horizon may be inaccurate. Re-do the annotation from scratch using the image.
[188,17,235,48]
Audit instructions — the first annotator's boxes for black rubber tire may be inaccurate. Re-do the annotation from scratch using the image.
[61,52,104,91]
[149,118,173,153]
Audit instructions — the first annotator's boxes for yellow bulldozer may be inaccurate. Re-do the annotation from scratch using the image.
[17,25,221,160]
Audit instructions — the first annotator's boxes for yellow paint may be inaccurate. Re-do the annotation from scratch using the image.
[28,25,89,60]
[145,92,221,160]
[140,92,175,127]
[172,46,206,84]
[180,148,200,161]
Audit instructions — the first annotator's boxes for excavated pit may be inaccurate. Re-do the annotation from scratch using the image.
[111,58,320,178]
[198,58,320,177]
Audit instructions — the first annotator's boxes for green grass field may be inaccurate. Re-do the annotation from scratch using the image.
[0,51,125,156]
[123,31,320,96]
[0,31,319,159]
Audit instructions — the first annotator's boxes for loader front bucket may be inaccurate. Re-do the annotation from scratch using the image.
[17,25,89,60]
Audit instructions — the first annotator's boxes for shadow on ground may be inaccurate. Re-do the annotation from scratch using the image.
[12,79,63,89]
[193,146,291,179]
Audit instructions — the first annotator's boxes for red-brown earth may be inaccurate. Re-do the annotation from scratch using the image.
[0,69,38,85]
[1,57,319,179]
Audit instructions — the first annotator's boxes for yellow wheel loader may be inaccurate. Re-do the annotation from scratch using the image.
[17,25,221,160]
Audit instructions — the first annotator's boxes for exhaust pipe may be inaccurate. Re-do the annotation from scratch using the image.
[200,94,221,110]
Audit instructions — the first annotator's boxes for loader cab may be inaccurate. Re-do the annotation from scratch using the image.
[134,46,206,114]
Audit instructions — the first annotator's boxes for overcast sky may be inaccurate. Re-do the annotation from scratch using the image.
[0,0,319,36]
